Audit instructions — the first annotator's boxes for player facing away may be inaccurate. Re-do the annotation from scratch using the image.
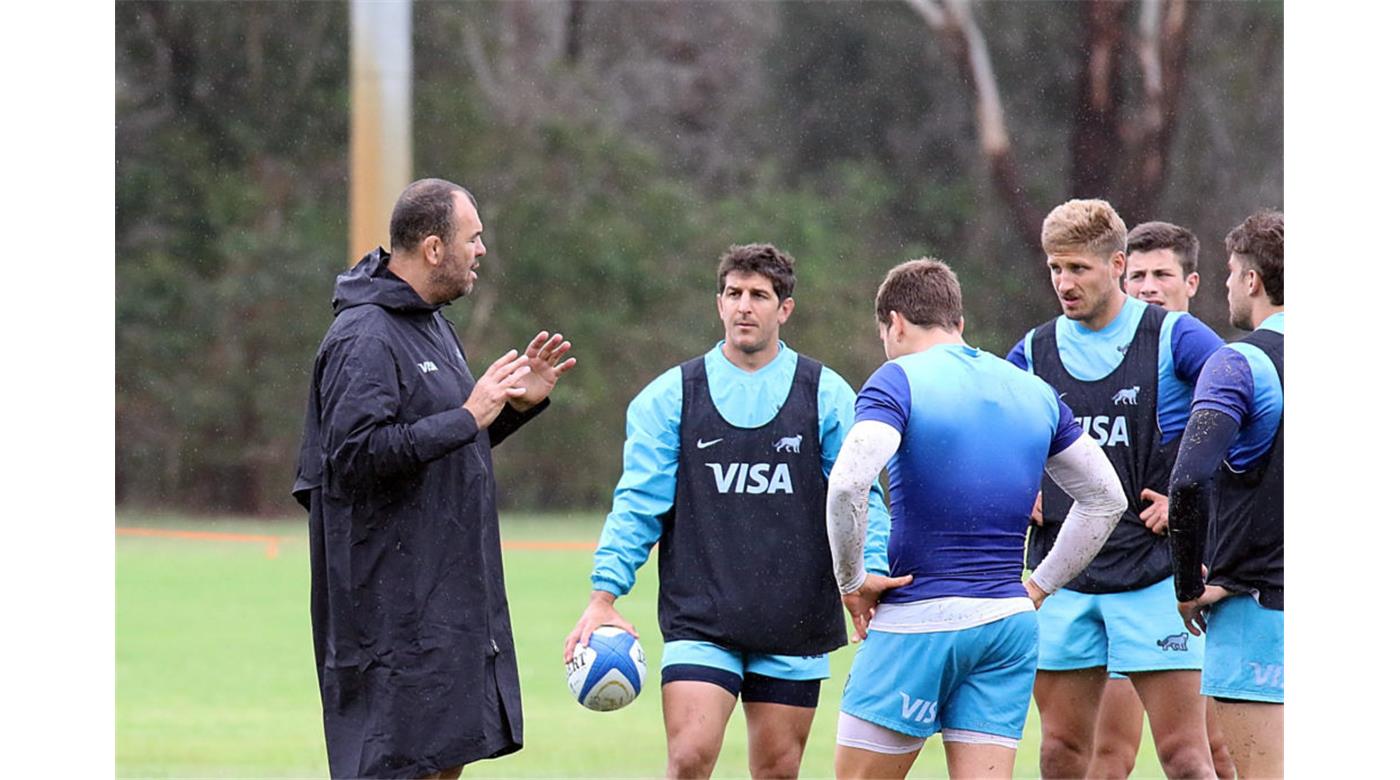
[1169,211,1284,779]
[1092,221,1236,779]
[563,243,892,779]
[825,258,1127,780]
[1007,199,1225,779]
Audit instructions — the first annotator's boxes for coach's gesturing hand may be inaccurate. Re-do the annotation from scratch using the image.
[564,590,639,663]
[510,331,578,411]
[841,573,914,642]
[465,349,532,429]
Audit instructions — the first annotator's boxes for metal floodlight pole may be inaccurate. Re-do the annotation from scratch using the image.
[349,0,413,265]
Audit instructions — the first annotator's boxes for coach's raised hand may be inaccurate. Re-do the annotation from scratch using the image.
[464,349,532,429]
[510,330,578,410]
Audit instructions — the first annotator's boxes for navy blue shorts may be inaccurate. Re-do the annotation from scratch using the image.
[659,640,825,707]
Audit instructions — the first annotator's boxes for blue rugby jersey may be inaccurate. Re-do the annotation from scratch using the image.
[1191,313,1284,470]
[591,341,892,598]
[1007,297,1223,443]
[856,344,1081,602]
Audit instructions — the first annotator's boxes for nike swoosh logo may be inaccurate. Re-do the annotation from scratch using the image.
[697,438,723,449]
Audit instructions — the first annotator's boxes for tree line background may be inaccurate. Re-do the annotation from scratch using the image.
[115,0,1283,516]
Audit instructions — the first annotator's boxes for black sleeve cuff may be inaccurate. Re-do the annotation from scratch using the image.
[489,397,550,446]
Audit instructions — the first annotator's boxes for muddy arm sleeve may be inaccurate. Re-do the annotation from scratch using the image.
[827,420,902,594]
[1028,433,1128,594]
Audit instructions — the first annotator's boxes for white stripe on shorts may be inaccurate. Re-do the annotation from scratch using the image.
[835,712,925,755]
[941,728,1019,749]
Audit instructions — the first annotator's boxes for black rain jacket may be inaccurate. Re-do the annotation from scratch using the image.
[293,248,544,778]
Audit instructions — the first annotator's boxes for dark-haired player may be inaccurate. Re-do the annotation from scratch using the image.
[1170,210,1285,779]
[564,244,891,779]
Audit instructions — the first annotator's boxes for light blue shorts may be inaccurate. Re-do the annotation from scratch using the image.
[1201,595,1283,704]
[659,640,828,680]
[839,612,1039,740]
[1037,576,1204,673]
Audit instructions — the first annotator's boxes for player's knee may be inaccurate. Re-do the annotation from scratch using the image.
[749,745,803,780]
[1089,741,1137,779]
[667,741,721,779]
[1039,732,1092,777]
[1153,733,1213,779]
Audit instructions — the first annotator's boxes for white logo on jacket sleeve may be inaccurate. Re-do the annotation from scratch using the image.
[705,463,793,494]
[772,434,803,453]
[416,360,440,374]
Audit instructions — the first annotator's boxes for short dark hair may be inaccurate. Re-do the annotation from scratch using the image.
[1225,210,1284,306]
[1127,221,1200,276]
[716,243,796,300]
[875,258,963,330]
[389,178,477,251]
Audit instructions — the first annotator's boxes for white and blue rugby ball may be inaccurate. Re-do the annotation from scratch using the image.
[566,626,647,711]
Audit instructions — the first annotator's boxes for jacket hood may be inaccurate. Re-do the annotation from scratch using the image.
[332,247,442,315]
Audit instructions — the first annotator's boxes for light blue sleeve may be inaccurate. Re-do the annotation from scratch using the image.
[819,366,892,577]
[589,367,683,597]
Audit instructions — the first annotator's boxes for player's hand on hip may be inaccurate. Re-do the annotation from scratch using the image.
[1024,577,1049,610]
[1140,488,1169,534]
[510,331,578,410]
[564,590,637,663]
[465,349,532,428]
[1029,491,1044,527]
[841,573,913,642]
[1177,584,1230,636]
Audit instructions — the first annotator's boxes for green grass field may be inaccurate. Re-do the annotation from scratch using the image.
[117,513,1167,778]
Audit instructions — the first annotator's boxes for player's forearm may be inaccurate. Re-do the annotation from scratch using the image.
[590,504,665,597]
[1168,409,1240,601]
[827,481,869,594]
[826,421,901,594]
[862,487,892,577]
[590,395,680,596]
[1030,434,1127,594]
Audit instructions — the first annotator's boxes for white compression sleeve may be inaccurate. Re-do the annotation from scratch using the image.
[826,420,902,594]
[1028,433,1128,594]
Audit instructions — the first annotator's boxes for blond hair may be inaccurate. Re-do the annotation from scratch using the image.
[1041,199,1127,260]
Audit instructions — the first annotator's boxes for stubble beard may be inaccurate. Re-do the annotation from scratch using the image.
[1229,301,1253,331]
[429,250,472,303]
[731,329,769,355]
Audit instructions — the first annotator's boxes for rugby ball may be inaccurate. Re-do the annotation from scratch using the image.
[566,626,647,711]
